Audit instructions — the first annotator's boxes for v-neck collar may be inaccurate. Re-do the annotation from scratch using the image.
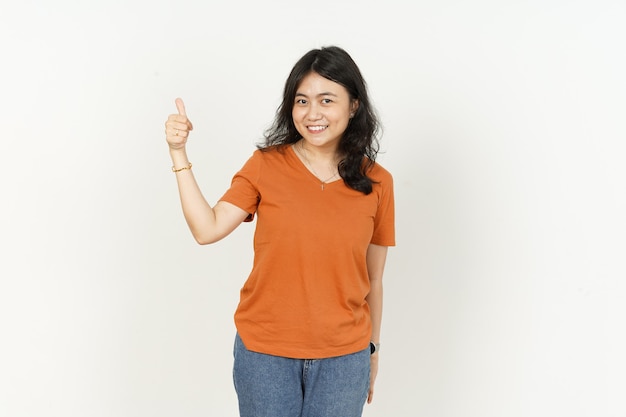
[287,144,342,190]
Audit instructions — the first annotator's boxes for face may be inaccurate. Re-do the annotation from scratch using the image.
[292,72,358,152]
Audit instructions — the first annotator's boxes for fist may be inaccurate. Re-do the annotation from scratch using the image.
[165,98,194,150]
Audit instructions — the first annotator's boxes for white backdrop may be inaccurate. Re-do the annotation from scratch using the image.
[1,1,624,416]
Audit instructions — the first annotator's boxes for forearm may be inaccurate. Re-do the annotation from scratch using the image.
[365,244,388,344]
[170,149,219,244]
[366,279,383,343]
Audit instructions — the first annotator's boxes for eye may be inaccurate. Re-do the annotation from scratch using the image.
[321,98,333,104]
[295,98,308,105]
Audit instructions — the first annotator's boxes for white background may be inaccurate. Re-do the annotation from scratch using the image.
[1,1,624,416]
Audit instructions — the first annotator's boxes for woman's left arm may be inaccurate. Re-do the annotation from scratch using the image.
[365,243,389,404]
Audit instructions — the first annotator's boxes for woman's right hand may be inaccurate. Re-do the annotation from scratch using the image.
[165,98,194,151]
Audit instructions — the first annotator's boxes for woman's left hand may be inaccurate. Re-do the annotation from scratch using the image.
[367,353,379,403]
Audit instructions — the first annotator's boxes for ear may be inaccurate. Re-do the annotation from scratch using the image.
[350,99,359,117]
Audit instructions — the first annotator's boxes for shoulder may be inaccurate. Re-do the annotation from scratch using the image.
[242,146,283,166]
[368,160,393,184]
[237,146,291,179]
[255,144,291,161]
[366,160,394,201]
[252,145,296,174]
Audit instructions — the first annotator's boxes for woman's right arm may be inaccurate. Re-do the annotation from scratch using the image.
[165,98,249,245]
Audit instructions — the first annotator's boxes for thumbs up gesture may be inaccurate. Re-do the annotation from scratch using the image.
[165,98,194,150]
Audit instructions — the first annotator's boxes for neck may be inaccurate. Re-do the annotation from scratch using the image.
[298,139,340,164]
[294,140,342,185]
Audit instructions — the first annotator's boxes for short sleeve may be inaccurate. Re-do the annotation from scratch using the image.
[219,151,262,222]
[371,170,396,246]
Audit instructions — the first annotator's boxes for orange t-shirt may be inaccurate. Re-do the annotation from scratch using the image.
[219,145,395,359]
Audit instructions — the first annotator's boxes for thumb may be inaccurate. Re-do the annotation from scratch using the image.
[175,97,187,116]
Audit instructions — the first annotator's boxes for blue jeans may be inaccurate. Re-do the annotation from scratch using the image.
[233,333,370,417]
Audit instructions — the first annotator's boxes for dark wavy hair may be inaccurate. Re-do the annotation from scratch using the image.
[258,46,381,194]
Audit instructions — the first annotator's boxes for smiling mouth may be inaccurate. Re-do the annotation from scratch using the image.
[308,126,328,132]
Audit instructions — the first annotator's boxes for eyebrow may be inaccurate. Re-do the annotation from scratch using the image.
[295,92,339,98]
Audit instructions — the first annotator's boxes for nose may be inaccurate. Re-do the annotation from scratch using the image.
[306,103,323,120]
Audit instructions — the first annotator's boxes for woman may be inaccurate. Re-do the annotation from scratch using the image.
[164,45,395,417]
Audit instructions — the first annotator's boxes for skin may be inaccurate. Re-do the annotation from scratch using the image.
[165,99,248,244]
[288,73,385,402]
[291,72,359,178]
[365,243,387,403]
[164,92,386,404]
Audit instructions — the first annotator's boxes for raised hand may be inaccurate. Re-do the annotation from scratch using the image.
[165,98,194,150]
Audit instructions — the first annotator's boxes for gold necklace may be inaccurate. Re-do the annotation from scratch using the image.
[297,141,339,190]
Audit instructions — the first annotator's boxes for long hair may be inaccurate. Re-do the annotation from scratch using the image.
[259,46,381,194]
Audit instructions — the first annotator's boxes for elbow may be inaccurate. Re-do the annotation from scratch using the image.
[194,234,218,245]
[368,278,383,291]
[188,222,217,245]
[192,229,223,245]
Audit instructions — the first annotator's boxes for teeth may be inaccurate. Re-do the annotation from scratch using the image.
[309,126,327,131]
